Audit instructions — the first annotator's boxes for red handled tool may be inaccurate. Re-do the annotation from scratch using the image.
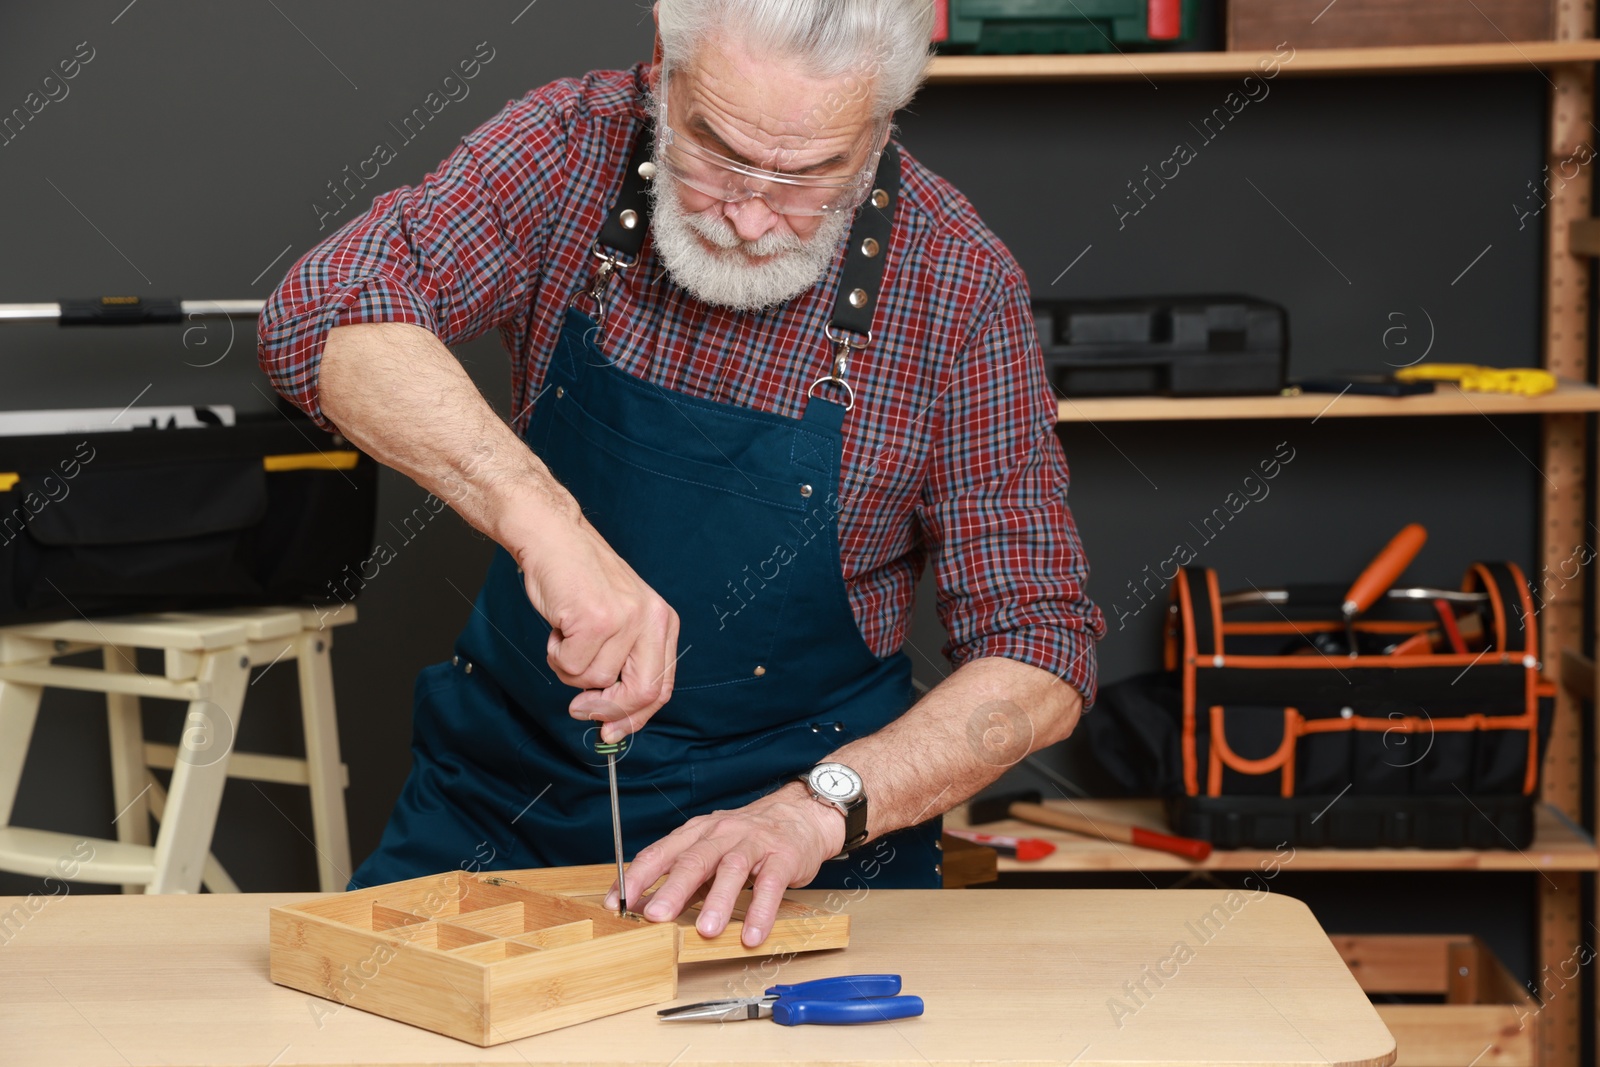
[944,827,1056,862]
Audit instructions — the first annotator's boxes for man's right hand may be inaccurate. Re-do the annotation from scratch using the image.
[314,324,678,741]
[515,513,680,743]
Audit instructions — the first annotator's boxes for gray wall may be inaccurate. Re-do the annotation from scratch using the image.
[0,0,1564,986]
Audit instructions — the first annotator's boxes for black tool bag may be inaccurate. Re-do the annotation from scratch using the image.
[0,413,378,624]
[0,296,379,623]
[1086,553,1555,849]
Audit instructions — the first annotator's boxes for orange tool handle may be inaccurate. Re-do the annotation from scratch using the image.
[1128,826,1214,861]
[1342,523,1427,618]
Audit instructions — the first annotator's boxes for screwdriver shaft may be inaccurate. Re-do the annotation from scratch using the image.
[594,735,629,917]
[607,750,626,916]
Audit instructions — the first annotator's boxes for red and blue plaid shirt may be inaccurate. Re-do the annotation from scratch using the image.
[258,64,1104,704]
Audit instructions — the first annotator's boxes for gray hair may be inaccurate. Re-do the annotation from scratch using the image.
[655,0,935,127]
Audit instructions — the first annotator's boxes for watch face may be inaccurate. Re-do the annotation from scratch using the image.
[810,762,862,803]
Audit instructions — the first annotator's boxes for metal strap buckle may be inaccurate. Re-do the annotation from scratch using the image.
[807,325,871,412]
[568,243,637,338]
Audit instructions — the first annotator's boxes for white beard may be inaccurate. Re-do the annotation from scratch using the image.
[646,157,853,312]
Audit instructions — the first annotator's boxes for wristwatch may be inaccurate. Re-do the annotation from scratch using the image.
[800,762,868,858]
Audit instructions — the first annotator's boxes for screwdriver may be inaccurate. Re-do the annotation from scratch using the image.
[595,736,627,916]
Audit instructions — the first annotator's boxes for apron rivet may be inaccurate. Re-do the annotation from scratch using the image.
[860,238,880,258]
[848,288,868,309]
[753,665,766,676]
[620,209,639,230]
[800,484,813,498]
[556,385,565,398]
[637,160,657,181]
[872,188,889,209]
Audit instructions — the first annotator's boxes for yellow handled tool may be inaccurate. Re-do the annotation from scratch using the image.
[1394,363,1557,397]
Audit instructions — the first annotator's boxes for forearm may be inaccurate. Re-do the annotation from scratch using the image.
[617,654,1083,939]
[319,322,575,552]
[810,656,1083,839]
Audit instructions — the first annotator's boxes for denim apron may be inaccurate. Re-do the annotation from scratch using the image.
[351,125,941,892]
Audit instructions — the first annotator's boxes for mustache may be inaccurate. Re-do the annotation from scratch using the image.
[680,203,807,257]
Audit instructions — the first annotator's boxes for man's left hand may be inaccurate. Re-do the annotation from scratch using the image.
[603,782,845,947]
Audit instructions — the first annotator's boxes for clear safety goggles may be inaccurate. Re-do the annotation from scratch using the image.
[657,79,882,217]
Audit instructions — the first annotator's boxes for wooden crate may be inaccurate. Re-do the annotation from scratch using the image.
[939,832,999,888]
[1331,935,1539,1067]
[269,866,851,1046]
[1228,0,1553,51]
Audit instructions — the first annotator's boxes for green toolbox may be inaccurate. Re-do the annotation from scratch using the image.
[935,0,1201,53]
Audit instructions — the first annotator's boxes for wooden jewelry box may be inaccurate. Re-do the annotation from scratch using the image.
[269,864,851,1046]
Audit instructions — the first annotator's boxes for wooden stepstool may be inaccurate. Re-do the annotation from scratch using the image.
[0,605,355,893]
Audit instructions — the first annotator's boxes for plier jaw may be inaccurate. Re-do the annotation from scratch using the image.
[656,997,774,1022]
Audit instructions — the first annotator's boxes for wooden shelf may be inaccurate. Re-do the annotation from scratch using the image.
[926,41,1600,83]
[944,798,1600,873]
[1055,379,1600,422]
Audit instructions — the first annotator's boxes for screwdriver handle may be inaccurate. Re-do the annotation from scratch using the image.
[1343,524,1427,619]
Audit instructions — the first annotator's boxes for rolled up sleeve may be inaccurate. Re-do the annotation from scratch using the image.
[916,278,1105,706]
[257,98,560,430]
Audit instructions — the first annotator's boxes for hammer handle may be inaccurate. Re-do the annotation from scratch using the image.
[1009,802,1213,862]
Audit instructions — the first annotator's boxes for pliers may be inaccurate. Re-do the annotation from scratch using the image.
[657,973,924,1026]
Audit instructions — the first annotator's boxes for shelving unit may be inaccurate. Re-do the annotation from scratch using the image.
[1057,379,1600,422]
[945,798,1600,873]
[927,40,1600,82]
[943,28,1598,1067]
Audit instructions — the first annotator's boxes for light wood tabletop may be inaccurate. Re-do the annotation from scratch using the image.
[0,887,1394,1067]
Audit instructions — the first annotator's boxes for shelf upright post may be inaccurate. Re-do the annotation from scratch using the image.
[1541,1,1595,1061]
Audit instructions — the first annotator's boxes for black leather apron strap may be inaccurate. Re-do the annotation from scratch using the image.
[829,144,900,338]
[596,121,901,334]
[597,130,657,262]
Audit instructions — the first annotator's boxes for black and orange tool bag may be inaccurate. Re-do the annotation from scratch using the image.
[0,296,379,624]
[1088,525,1556,848]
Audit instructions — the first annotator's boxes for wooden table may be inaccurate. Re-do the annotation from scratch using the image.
[0,888,1395,1067]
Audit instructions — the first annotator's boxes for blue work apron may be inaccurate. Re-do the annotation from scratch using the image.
[350,307,942,891]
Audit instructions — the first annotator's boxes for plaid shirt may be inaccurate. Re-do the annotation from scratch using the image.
[259,64,1105,704]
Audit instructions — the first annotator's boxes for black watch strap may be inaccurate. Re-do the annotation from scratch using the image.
[839,797,868,854]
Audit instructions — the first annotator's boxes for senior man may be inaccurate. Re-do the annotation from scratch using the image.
[259,0,1103,947]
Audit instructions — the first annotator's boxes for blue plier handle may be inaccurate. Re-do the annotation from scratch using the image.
[768,974,924,1026]
[657,973,925,1026]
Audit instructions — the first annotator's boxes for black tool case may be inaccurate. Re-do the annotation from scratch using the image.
[1034,295,1287,397]
[0,297,378,625]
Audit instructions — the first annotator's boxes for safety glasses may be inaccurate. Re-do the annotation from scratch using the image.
[656,77,881,218]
